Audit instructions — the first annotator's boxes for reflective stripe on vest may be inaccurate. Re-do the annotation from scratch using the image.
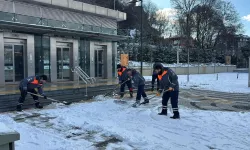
[158,71,167,81]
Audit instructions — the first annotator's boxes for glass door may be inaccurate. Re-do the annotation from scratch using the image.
[14,45,24,81]
[94,49,104,78]
[4,44,24,82]
[57,47,70,80]
[62,48,70,79]
[4,45,14,82]
[57,48,62,79]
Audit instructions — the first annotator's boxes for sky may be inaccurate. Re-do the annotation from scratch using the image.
[151,0,250,36]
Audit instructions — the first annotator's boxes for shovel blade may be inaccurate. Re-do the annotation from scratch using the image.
[63,101,72,105]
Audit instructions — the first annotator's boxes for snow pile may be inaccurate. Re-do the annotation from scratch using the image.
[0,97,249,150]
[128,61,152,67]
[0,122,16,134]
[145,73,250,93]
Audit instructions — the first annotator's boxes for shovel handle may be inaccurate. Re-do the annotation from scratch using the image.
[27,92,58,102]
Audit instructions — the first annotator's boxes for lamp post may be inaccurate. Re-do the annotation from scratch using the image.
[128,0,143,74]
[140,0,143,75]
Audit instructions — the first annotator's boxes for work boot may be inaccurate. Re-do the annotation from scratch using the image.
[129,91,133,98]
[170,111,180,119]
[158,106,167,116]
[35,102,43,109]
[140,97,149,105]
[16,104,23,112]
[120,93,124,99]
[132,100,140,108]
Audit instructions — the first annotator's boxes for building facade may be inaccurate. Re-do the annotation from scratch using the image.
[0,0,127,85]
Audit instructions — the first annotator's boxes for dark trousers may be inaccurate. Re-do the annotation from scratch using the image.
[18,88,39,104]
[120,80,133,94]
[136,85,147,100]
[162,91,179,112]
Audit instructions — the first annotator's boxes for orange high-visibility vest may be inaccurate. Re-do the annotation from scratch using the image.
[118,68,126,76]
[31,77,39,84]
[158,71,167,81]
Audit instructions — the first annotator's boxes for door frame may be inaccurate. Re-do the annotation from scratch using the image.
[94,48,105,78]
[4,42,26,84]
[56,42,72,81]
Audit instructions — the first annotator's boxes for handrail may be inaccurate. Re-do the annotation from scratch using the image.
[71,68,88,96]
[72,66,98,96]
[75,66,96,83]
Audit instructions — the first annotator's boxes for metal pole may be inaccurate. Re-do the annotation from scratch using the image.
[140,0,143,75]
[248,57,250,87]
[114,0,115,10]
[187,48,190,82]
[177,49,179,64]
[150,48,153,74]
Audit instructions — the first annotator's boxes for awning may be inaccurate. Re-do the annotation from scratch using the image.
[0,21,128,42]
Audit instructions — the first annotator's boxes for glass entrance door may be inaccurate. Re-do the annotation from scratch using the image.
[4,44,24,82]
[57,47,70,80]
[94,49,104,78]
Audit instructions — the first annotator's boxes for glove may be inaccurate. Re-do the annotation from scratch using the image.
[168,87,174,91]
[156,89,163,96]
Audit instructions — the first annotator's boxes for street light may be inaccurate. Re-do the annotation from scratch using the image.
[130,0,143,74]
[140,0,143,75]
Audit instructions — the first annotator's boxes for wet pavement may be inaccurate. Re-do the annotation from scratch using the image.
[179,90,250,112]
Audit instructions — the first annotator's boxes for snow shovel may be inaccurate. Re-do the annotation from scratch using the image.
[104,79,130,97]
[140,89,171,105]
[27,92,72,105]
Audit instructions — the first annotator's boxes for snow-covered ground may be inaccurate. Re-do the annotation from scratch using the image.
[0,96,249,150]
[145,73,250,93]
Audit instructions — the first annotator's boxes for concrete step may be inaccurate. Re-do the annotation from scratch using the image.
[0,83,152,112]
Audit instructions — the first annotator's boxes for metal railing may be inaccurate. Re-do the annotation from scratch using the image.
[74,66,96,84]
[71,66,96,96]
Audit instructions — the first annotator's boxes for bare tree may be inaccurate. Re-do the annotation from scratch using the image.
[171,0,197,39]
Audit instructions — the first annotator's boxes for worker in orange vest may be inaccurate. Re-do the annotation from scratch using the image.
[117,64,133,98]
[17,75,48,111]
[154,63,180,119]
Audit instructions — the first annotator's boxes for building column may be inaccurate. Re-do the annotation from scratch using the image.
[89,41,95,78]
[107,42,112,79]
[0,32,4,85]
[112,42,117,78]
[72,39,79,81]
[27,35,35,77]
[50,38,57,82]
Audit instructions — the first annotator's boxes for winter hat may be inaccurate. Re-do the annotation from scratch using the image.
[117,64,122,69]
[154,63,163,70]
